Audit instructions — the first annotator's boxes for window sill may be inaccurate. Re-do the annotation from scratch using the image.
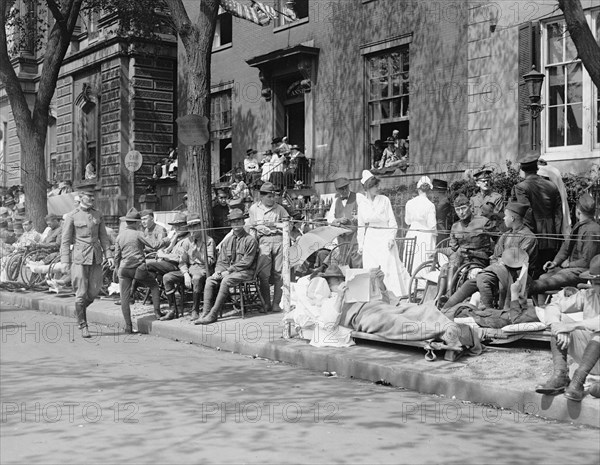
[274,17,309,33]
[212,43,232,53]
[74,180,98,191]
[541,147,600,162]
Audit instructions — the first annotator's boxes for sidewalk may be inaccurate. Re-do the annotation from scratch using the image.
[1,289,599,428]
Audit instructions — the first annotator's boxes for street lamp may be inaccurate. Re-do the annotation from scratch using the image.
[523,65,545,151]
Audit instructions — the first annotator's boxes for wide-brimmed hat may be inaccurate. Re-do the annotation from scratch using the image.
[120,207,142,222]
[385,137,395,145]
[360,170,375,186]
[319,264,345,279]
[45,213,61,221]
[246,148,257,155]
[501,247,529,269]
[580,255,600,280]
[227,198,244,209]
[505,202,529,218]
[334,177,350,189]
[227,209,246,222]
[140,209,154,219]
[78,190,95,198]
[168,212,187,225]
[272,137,282,144]
[260,182,277,194]
[453,194,470,208]
[187,213,203,228]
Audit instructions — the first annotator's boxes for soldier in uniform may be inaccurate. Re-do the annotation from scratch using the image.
[511,153,563,278]
[60,190,113,338]
[470,166,504,217]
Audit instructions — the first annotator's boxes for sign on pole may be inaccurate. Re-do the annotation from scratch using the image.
[176,115,210,146]
[125,150,143,172]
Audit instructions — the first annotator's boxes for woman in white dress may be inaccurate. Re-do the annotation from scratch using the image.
[357,170,411,297]
[404,176,438,271]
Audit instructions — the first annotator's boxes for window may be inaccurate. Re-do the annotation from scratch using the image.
[275,0,309,28]
[213,12,232,49]
[87,9,99,41]
[210,90,232,133]
[542,10,599,155]
[366,46,410,149]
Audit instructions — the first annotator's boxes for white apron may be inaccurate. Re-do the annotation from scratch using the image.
[404,194,438,271]
[357,195,410,297]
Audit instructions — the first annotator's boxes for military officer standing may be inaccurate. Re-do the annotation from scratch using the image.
[60,191,113,338]
[470,166,504,217]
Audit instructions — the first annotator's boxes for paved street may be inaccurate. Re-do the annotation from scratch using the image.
[1,305,599,465]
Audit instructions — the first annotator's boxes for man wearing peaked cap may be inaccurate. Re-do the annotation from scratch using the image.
[61,186,113,338]
[470,165,504,218]
[529,193,600,304]
[535,254,600,400]
[113,208,154,333]
[512,151,563,278]
[249,180,290,313]
[444,202,537,311]
[195,209,258,325]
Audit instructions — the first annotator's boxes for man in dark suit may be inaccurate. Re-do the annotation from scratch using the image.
[511,153,563,278]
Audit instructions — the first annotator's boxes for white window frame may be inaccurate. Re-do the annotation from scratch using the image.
[541,8,600,162]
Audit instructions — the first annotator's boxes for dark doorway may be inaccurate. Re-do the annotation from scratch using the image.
[219,138,232,179]
[285,101,305,149]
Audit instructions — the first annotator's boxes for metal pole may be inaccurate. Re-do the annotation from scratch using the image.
[282,218,291,338]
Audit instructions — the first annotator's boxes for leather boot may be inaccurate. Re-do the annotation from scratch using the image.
[121,304,132,333]
[75,303,86,329]
[195,307,219,325]
[190,292,202,321]
[272,281,283,313]
[564,339,600,402]
[152,285,164,319]
[536,336,570,395]
[258,278,272,313]
[160,293,176,321]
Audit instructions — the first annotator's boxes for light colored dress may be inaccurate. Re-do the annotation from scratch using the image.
[404,193,437,271]
[357,194,410,297]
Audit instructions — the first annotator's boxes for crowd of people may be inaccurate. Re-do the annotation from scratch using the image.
[1,149,599,403]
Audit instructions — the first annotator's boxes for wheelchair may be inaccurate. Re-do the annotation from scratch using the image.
[408,238,484,306]
[19,246,62,287]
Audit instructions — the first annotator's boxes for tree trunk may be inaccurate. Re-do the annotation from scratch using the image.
[558,0,600,90]
[175,0,220,230]
[20,127,49,231]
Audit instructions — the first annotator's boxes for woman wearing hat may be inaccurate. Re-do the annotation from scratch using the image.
[357,170,410,297]
[404,176,437,271]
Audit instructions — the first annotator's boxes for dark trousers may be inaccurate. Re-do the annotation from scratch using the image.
[443,279,478,310]
[203,270,254,314]
[118,267,137,329]
[134,260,179,310]
[530,267,587,295]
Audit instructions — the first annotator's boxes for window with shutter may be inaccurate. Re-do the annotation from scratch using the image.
[540,9,600,160]
[518,21,540,157]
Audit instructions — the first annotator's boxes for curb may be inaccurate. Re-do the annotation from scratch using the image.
[2,290,599,428]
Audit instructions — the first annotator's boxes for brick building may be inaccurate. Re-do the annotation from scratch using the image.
[0,6,178,225]
[188,0,599,194]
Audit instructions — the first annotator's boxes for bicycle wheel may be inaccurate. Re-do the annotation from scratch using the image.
[408,260,438,304]
[6,252,25,282]
[20,249,50,286]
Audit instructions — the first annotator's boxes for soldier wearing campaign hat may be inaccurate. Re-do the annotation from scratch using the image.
[60,190,114,338]
[512,152,563,278]
[248,181,290,313]
[323,177,361,268]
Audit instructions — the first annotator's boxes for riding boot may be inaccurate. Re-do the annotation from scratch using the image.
[564,339,600,402]
[121,304,133,333]
[258,278,272,313]
[434,268,450,305]
[151,285,164,319]
[160,293,176,321]
[75,303,87,329]
[535,336,570,395]
[190,292,202,320]
[130,279,138,303]
[196,285,228,325]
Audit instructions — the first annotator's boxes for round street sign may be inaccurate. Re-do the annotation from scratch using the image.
[125,150,143,172]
